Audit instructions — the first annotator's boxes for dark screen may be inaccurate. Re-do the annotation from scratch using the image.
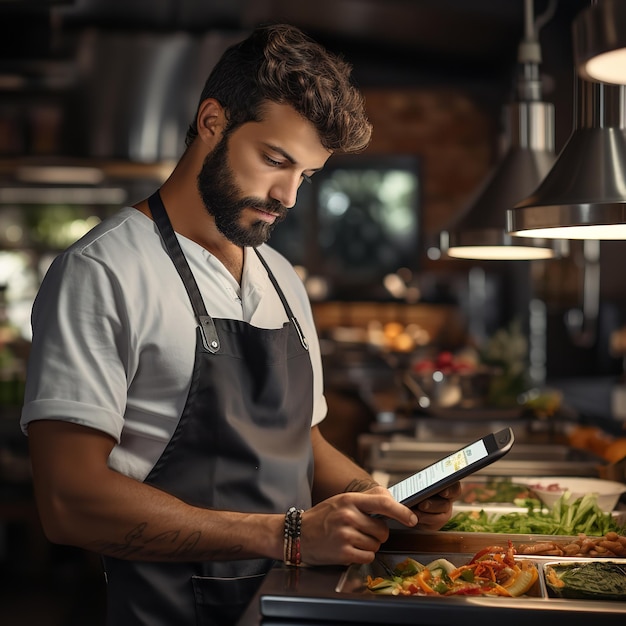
[268,154,421,299]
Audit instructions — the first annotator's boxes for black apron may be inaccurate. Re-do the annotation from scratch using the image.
[102,192,314,626]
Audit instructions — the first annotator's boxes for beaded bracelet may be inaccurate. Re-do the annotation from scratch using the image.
[283,506,304,566]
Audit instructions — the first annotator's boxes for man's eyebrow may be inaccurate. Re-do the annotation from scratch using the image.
[264,143,324,173]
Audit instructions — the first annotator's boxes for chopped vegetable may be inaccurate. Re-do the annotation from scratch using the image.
[394,557,423,577]
[425,558,457,575]
[365,542,537,598]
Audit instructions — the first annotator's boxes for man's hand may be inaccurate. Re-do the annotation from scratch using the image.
[412,481,461,531]
[299,487,416,566]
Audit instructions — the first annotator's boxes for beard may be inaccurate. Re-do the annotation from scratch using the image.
[197,134,288,247]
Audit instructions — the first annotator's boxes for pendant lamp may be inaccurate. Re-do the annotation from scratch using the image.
[507,78,626,239]
[439,0,561,260]
[439,101,558,260]
[573,0,626,85]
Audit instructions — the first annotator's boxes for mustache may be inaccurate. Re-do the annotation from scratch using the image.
[238,198,288,220]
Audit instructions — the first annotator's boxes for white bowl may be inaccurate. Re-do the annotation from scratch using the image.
[527,477,626,512]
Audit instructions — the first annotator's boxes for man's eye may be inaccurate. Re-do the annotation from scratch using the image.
[264,155,282,167]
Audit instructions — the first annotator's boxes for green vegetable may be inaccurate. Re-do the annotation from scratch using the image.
[432,581,450,594]
[460,478,539,505]
[425,558,456,575]
[394,557,423,577]
[460,569,475,582]
[442,493,626,536]
[513,497,541,508]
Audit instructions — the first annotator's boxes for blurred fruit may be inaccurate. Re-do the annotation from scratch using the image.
[411,349,481,376]
[412,359,435,373]
[436,351,454,367]
[521,388,562,418]
[392,332,414,352]
[383,322,404,339]
[603,438,626,463]
[568,425,613,457]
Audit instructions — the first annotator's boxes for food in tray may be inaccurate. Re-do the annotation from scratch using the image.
[365,543,538,597]
[517,532,626,558]
[544,561,626,601]
[458,477,538,506]
[442,492,625,536]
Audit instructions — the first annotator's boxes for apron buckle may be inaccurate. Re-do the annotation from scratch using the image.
[199,315,221,353]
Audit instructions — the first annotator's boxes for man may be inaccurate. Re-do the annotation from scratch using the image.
[22,24,459,625]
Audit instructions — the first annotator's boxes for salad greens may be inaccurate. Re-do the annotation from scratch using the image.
[442,492,626,536]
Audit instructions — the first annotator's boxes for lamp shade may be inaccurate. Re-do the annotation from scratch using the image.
[574,0,626,85]
[508,79,626,239]
[440,100,560,260]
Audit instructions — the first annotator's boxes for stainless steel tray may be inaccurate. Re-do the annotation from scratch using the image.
[337,551,545,597]
[256,553,626,625]
[366,439,604,477]
[540,557,626,600]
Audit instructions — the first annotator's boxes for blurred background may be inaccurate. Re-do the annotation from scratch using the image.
[2,1,626,624]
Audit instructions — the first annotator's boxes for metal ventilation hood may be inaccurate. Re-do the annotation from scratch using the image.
[0,0,536,167]
[70,29,243,164]
[0,0,588,189]
[0,26,243,201]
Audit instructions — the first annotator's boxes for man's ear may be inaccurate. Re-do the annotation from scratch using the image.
[196,98,226,143]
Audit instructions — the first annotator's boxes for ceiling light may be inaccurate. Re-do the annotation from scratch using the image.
[439,0,562,260]
[439,106,558,260]
[507,79,626,239]
[16,165,105,185]
[0,186,127,205]
[573,0,626,85]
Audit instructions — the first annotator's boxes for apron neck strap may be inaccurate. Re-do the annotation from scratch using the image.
[253,248,308,350]
[148,191,221,353]
[148,191,308,352]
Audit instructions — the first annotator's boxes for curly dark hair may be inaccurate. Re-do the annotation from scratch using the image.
[185,23,372,153]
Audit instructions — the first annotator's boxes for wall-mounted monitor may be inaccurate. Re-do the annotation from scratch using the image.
[269,153,421,300]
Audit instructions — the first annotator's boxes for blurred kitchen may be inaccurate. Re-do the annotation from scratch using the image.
[2,0,626,624]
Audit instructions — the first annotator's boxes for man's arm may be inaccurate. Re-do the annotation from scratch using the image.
[27,420,419,567]
[310,425,378,502]
[27,420,285,562]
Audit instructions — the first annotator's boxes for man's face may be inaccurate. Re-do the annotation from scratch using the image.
[197,133,286,247]
[197,101,332,247]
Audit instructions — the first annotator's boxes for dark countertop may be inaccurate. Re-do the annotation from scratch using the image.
[237,540,626,626]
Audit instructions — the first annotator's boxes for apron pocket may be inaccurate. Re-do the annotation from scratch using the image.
[192,573,266,626]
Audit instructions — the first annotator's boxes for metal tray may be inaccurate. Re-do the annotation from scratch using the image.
[337,551,545,597]
[257,552,626,625]
[366,439,604,477]
[541,557,626,601]
[381,529,626,556]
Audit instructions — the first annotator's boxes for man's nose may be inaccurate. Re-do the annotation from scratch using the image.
[269,173,302,209]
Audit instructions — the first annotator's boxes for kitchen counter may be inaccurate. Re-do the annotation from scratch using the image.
[237,528,626,625]
[237,549,626,625]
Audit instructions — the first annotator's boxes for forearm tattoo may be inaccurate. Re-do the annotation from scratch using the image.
[343,478,379,493]
[86,523,243,561]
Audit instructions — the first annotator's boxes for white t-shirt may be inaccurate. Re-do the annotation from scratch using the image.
[21,207,327,481]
